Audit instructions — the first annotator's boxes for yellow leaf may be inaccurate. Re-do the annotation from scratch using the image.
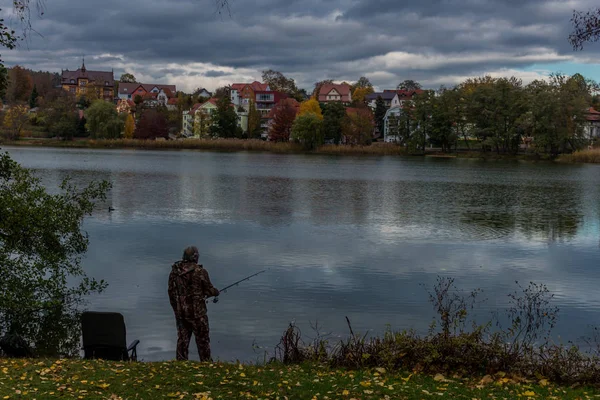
[240,373,246,377]
[539,379,548,387]
[97,383,110,389]
[342,389,350,395]
[434,373,445,382]
[479,375,493,385]
[375,367,386,374]
[524,391,536,397]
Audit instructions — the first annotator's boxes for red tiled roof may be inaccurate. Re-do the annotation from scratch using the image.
[587,107,600,115]
[118,83,177,95]
[318,83,352,102]
[383,89,425,99]
[189,103,203,115]
[230,83,247,91]
[250,81,269,91]
[143,92,158,99]
[167,98,178,105]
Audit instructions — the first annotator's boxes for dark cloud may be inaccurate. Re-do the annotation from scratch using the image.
[3,0,598,91]
[203,70,229,77]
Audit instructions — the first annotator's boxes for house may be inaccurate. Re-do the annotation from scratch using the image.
[383,106,403,143]
[167,98,178,111]
[118,83,177,100]
[194,88,212,98]
[194,99,219,138]
[254,91,289,133]
[61,60,115,101]
[385,89,424,107]
[318,83,352,103]
[156,88,174,107]
[182,106,198,137]
[585,107,600,141]
[116,99,136,115]
[365,92,398,109]
[230,81,270,108]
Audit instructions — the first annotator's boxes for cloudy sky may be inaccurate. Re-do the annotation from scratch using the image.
[2,0,600,92]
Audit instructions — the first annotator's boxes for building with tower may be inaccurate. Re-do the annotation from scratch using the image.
[61,60,115,102]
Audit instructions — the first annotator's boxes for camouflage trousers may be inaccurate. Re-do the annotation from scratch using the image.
[176,315,211,361]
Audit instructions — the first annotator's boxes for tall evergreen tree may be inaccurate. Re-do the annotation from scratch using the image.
[374,96,387,136]
[29,84,38,109]
[322,102,346,144]
[247,100,262,139]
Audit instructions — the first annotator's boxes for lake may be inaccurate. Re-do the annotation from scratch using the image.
[4,146,600,362]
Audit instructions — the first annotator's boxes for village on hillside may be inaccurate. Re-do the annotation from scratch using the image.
[2,61,600,151]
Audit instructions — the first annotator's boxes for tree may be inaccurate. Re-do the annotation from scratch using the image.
[247,100,262,139]
[429,88,457,152]
[75,116,87,138]
[0,66,8,100]
[213,86,230,99]
[322,102,346,144]
[291,113,324,150]
[124,113,135,139]
[269,100,297,142]
[522,74,588,155]
[342,107,374,145]
[209,96,238,138]
[352,86,374,105]
[51,113,78,141]
[85,100,122,139]
[7,65,32,103]
[466,77,526,154]
[262,69,301,99]
[570,9,600,50]
[135,109,169,140]
[397,80,422,91]
[298,98,323,120]
[45,91,79,139]
[0,152,109,356]
[28,84,38,109]
[352,76,373,92]
[374,96,387,135]
[2,105,29,139]
[119,73,137,83]
[411,90,436,153]
[312,79,333,99]
[134,95,143,106]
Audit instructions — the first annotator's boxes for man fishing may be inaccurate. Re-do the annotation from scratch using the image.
[168,246,219,361]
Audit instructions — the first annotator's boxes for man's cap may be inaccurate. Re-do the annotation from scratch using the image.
[182,246,199,262]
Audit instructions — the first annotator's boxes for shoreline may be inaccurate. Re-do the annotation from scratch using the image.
[1,359,597,399]
[0,138,577,162]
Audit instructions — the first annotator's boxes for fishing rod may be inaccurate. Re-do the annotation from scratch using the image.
[212,269,267,303]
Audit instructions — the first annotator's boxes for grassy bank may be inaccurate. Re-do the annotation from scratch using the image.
[0,358,596,399]
[1,138,409,156]
[558,148,600,163]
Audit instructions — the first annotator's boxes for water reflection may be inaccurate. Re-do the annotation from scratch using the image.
[3,147,600,362]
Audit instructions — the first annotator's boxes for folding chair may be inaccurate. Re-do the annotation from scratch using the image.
[81,311,140,361]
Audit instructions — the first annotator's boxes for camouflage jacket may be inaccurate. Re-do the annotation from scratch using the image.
[168,262,219,320]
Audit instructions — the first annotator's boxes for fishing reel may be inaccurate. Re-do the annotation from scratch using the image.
[212,296,219,304]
